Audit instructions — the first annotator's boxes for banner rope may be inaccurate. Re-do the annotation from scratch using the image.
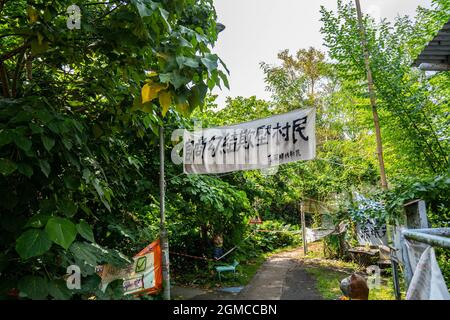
[170,230,257,262]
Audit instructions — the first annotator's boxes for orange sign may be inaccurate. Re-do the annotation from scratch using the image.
[97,239,163,296]
[130,239,163,296]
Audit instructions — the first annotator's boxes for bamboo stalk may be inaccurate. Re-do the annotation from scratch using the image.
[354,0,388,190]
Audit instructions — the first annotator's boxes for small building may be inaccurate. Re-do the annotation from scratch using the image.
[413,19,450,71]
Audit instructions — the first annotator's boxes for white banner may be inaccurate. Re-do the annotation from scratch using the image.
[183,108,316,174]
[405,241,450,300]
[306,228,334,243]
[306,222,347,243]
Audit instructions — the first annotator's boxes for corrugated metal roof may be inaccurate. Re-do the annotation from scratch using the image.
[413,19,450,71]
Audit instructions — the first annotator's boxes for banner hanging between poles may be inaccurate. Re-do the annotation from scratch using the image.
[183,108,316,174]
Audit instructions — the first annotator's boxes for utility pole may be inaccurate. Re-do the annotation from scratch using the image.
[355,0,401,299]
[354,0,388,190]
[300,201,307,255]
[159,124,170,300]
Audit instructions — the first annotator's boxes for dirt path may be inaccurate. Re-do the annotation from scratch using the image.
[238,248,322,300]
[175,247,324,300]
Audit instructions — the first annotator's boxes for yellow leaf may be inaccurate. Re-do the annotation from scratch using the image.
[159,90,172,117]
[141,82,166,104]
[146,70,158,77]
[27,6,39,23]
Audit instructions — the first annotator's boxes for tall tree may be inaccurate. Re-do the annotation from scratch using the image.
[278,47,328,98]
[0,0,227,300]
[320,0,450,178]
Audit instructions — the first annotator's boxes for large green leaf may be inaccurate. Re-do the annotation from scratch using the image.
[24,214,51,229]
[0,158,17,176]
[159,71,189,89]
[16,229,52,259]
[14,134,32,152]
[57,198,77,217]
[35,109,53,123]
[218,70,230,89]
[0,129,13,146]
[18,276,48,300]
[76,219,95,242]
[132,0,154,17]
[11,111,33,123]
[29,123,44,134]
[17,163,33,178]
[69,241,102,267]
[63,175,80,190]
[38,159,51,177]
[48,280,72,300]
[176,56,199,68]
[200,53,218,72]
[188,83,208,109]
[45,217,77,249]
[41,135,55,152]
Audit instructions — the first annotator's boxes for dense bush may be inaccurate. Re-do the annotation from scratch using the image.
[0,0,228,300]
[235,220,301,259]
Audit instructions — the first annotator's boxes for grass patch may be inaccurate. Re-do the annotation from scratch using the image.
[305,267,346,300]
[369,278,396,300]
[303,241,397,300]
[305,266,396,300]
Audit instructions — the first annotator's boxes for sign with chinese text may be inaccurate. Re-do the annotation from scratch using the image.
[183,108,316,174]
[356,218,388,246]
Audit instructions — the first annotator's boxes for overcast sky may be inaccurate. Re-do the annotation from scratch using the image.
[211,0,433,108]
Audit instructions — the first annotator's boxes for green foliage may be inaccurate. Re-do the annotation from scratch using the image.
[15,229,52,260]
[0,0,227,300]
[245,221,301,253]
[45,217,77,250]
[320,0,450,177]
[18,275,49,300]
[384,173,450,226]
[384,173,450,284]
[1,0,449,300]
[261,47,330,110]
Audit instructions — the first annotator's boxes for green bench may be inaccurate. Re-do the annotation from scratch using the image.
[215,260,239,281]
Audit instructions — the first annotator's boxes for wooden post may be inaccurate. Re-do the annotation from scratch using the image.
[354,0,388,191]
[159,125,170,300]
[301,201,307,255]
[355,0,401,299]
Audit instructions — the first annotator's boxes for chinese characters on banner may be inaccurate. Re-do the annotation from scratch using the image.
[356,218,388,246]
[183,108,316,174]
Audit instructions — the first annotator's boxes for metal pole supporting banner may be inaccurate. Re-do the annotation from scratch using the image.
[159,125,170,300]
[301,201,307,255]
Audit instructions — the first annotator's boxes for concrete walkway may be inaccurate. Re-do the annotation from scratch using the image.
[173,247,323,300]
[238,248,322,300]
